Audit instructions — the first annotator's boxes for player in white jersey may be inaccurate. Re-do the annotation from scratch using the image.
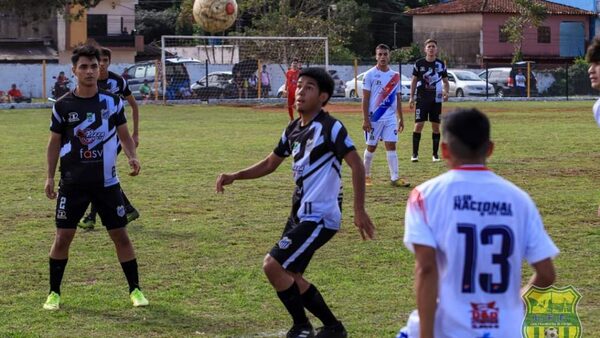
[217,68,374,338]
[585,37,600,216]
[403,108,558,338]
[362,43,410,188]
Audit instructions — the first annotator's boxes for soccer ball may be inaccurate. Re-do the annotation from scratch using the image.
[193,0,238,33]
[544,327,559,338]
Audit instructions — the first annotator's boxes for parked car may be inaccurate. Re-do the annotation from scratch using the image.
[447,69,495,97]
[190,71,233,99]
[122,58,200,100]
[344,71,411,100]
[277,70,346,98]
[477,63,538,97]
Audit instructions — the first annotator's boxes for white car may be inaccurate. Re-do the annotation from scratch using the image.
[277,70,346,98]
[344,72,411,100]
[447,69,495,97]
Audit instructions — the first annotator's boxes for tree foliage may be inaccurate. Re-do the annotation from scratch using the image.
[502,0,547,63]
[0,0,102,21]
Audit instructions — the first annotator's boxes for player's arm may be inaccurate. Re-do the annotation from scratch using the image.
[343,150,375,240]
[396,90,404,133]
[442,76,450,102]
[216,152,285,193]
[117,123,140,176]
[362,89,372,132]
[414,244,438,338]
[522,258,556,295]
[409,76,418,108]
[124,94,139,147]
[45,132,62,199]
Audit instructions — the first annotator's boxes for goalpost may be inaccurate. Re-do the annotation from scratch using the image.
[160,36,328,101]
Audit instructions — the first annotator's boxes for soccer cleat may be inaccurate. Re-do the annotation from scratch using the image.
[315,321,348,338]
[365,176,373,187]
[130,288,149,307]
[432,155,441,162]
[411,155,419,162]
[126,209,140,223]
[43,291,60,311]
[78,215,96,230]
[391,178,410,188]
[287,322,315,338]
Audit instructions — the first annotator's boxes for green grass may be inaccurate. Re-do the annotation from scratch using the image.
[0,101,599,337]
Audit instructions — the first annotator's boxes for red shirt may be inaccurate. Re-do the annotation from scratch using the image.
[285,68,300,90]
[8,88,22,97]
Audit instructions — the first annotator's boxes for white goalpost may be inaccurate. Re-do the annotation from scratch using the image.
[159,35,328,101]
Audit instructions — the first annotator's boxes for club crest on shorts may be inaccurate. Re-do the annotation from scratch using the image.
[116,205,126,217]
[278,236,292,249]
[56,210,67,220]
[522,285,582,338]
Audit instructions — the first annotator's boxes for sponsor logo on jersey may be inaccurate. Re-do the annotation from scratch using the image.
[291,141,301,157]
[56,210,67,220]
[86,112,94,122]
[68,112,80,123]
[470,302,499,329]
[522,285,582,338]
[101,108,109,120]
[76,128,105,145]
[79,148,103,159]
[117,205,126,217]
[292,164,305,177]
[278,236,292,249]
[453,195,513,216]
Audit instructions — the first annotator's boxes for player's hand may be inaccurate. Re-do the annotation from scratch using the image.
[132,132,139,148]
[397,119,405,133]
[442,92,449,102]
[362,119,372,133]
[409,98,415,109]
[354,209,375,240]
[128,158,141,176]
[282,89,287,98]
[216,173,236,193]
[45,178,56,199]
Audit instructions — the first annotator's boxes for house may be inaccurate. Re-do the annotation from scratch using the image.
[405,0,594,66]
[550,0,600,37]
[0,0,142,63]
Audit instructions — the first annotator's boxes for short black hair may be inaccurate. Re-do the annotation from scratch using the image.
[443,108,490,160]
[100,47,112,62]
[587,37,600,63]
[298,67,334,106]
[71,44,100,65]
[376,44,390,51]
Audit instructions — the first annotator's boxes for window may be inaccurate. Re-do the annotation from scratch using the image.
[134,66,146,79]
[538,26,551,43]
[499,26,509,43]
[87,14,107,36]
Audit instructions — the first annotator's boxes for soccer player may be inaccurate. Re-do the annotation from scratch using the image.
[79,47,140,230]
[216,67,374,338]
[43,44,148,310]
[403,108,558,338]
[284,58,301,121]
[362,43,410,188]
[409,39,449,162]
[585,36,600,216]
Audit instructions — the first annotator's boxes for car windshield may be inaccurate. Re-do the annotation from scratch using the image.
[454,71,481,81]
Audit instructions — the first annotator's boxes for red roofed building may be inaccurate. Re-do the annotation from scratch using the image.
[405,0,593,66]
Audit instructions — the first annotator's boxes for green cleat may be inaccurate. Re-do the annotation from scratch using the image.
[78,215,95,230]
[391,178,411,187]
[126,209,140,223]
[130,288,148,307]
[43,291,60,311]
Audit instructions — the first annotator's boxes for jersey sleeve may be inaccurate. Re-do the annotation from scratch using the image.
[412,62,419,78]
[49,104,65,134]
[523,200,559,264]
[273,127,291,157]
[440,61,448,78]
[404,188,437,253]
[121,78,132,97]
[329,120,356,160]
[112,98,127,127]
[363,71,372,92]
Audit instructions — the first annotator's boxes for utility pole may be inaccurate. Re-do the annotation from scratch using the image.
[393,23,397,49]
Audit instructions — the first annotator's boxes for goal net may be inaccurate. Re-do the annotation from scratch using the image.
[160,36,328,101]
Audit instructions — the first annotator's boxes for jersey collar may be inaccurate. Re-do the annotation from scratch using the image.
[452,164,489,171]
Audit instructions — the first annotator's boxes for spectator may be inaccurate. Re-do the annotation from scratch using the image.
[515,68,526,97]
[0,90,9,103]
[260,65,271,98]
[234,71,244,99]
[139,80,152,101]
[56,71,67,85]
[8,84,31,103]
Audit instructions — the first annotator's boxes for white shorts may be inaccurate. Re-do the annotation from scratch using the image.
[365,118,397,146]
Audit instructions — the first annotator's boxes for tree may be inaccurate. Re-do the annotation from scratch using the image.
[502,0,547,63]
[1,0,102,21]
[136,8,180,44]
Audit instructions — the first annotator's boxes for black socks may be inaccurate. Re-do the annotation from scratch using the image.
[120,259,140,293]
[277,282,309,325]
[49,257,68,295]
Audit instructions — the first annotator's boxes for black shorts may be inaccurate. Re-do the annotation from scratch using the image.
[269,218,337,273]
[55,183,128,230]
[415,100,442,123]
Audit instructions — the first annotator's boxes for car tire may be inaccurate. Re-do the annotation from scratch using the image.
[456,89,464,97]
[496,88,504,98]
[349,90,356,98]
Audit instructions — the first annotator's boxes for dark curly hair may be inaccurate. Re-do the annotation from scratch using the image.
[586,37,600,63]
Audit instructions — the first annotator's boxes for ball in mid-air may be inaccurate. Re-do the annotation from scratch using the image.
[193,0,238,33]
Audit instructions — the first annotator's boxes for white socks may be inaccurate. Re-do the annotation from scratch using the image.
[386,150,399,181]
[363,149,374,177]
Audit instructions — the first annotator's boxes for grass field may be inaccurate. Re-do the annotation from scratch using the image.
[1,101,599,337]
